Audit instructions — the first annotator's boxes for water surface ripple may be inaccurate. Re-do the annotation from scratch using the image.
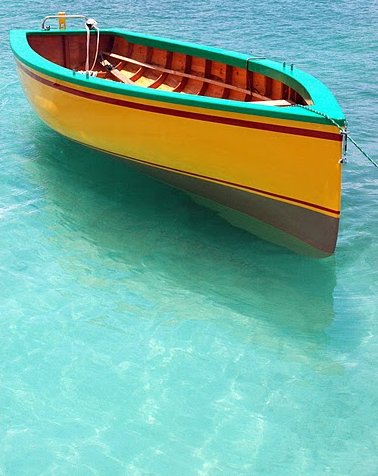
[0,1,377,475]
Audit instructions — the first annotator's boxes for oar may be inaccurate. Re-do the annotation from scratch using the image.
[99,56,134,85]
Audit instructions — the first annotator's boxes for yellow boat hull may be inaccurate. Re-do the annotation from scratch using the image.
[17,62,343,256]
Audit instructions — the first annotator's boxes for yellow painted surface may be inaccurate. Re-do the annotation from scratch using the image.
[58,12,66,30]
[18,65,343,216]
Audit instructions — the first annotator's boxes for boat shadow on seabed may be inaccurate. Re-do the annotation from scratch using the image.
[27,124,344,370]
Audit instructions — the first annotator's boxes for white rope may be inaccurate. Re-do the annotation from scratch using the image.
[85,23,90,72]
[90,26,100,72]
[84,19,100,74]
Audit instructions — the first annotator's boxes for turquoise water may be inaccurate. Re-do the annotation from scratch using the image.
[1,0,378,474]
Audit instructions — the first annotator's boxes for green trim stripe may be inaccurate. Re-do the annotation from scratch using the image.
[9,28,345,126]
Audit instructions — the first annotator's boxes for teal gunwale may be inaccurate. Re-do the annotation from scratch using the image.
[9,28,345,127]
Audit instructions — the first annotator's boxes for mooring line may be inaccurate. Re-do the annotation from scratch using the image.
[293,104,377,168]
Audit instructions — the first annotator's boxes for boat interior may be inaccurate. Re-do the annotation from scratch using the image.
[27,33,309,106]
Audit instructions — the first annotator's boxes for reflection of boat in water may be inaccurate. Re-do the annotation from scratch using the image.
[10,13,346,256]
[31,129,337,330]
[26,129,342,370]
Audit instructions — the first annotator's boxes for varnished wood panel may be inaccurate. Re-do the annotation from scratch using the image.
[27,33,307,104]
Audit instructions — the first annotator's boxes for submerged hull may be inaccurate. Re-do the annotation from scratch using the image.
[11,28,345,256]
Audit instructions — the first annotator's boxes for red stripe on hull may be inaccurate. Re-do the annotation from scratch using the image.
[18,62,342,142]
[18,62,341,216]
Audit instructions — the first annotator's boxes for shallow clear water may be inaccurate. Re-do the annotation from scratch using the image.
[1,1,377,474]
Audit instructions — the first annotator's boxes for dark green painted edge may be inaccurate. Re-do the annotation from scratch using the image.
[9,28,346,126]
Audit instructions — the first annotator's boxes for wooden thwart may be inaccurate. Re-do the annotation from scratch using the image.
[253,99,293,106]
[103,51,255,97]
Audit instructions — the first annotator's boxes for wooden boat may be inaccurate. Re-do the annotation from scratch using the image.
[10,14,346,256]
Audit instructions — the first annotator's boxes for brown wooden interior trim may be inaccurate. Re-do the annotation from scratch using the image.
[242,71,250,102]
[126,42,134,58]
[282,84,289,100]
[288,87,295,102]
[129,66,144,81]
[116,42,134,81]
[62,36,67,68]
[129,46,153,81]
[198,59,212,96]
[265,77,273,99]
[149,51,173,89]
[172,55,192,93]
[247,70,253,98]
[222,64,232,100]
